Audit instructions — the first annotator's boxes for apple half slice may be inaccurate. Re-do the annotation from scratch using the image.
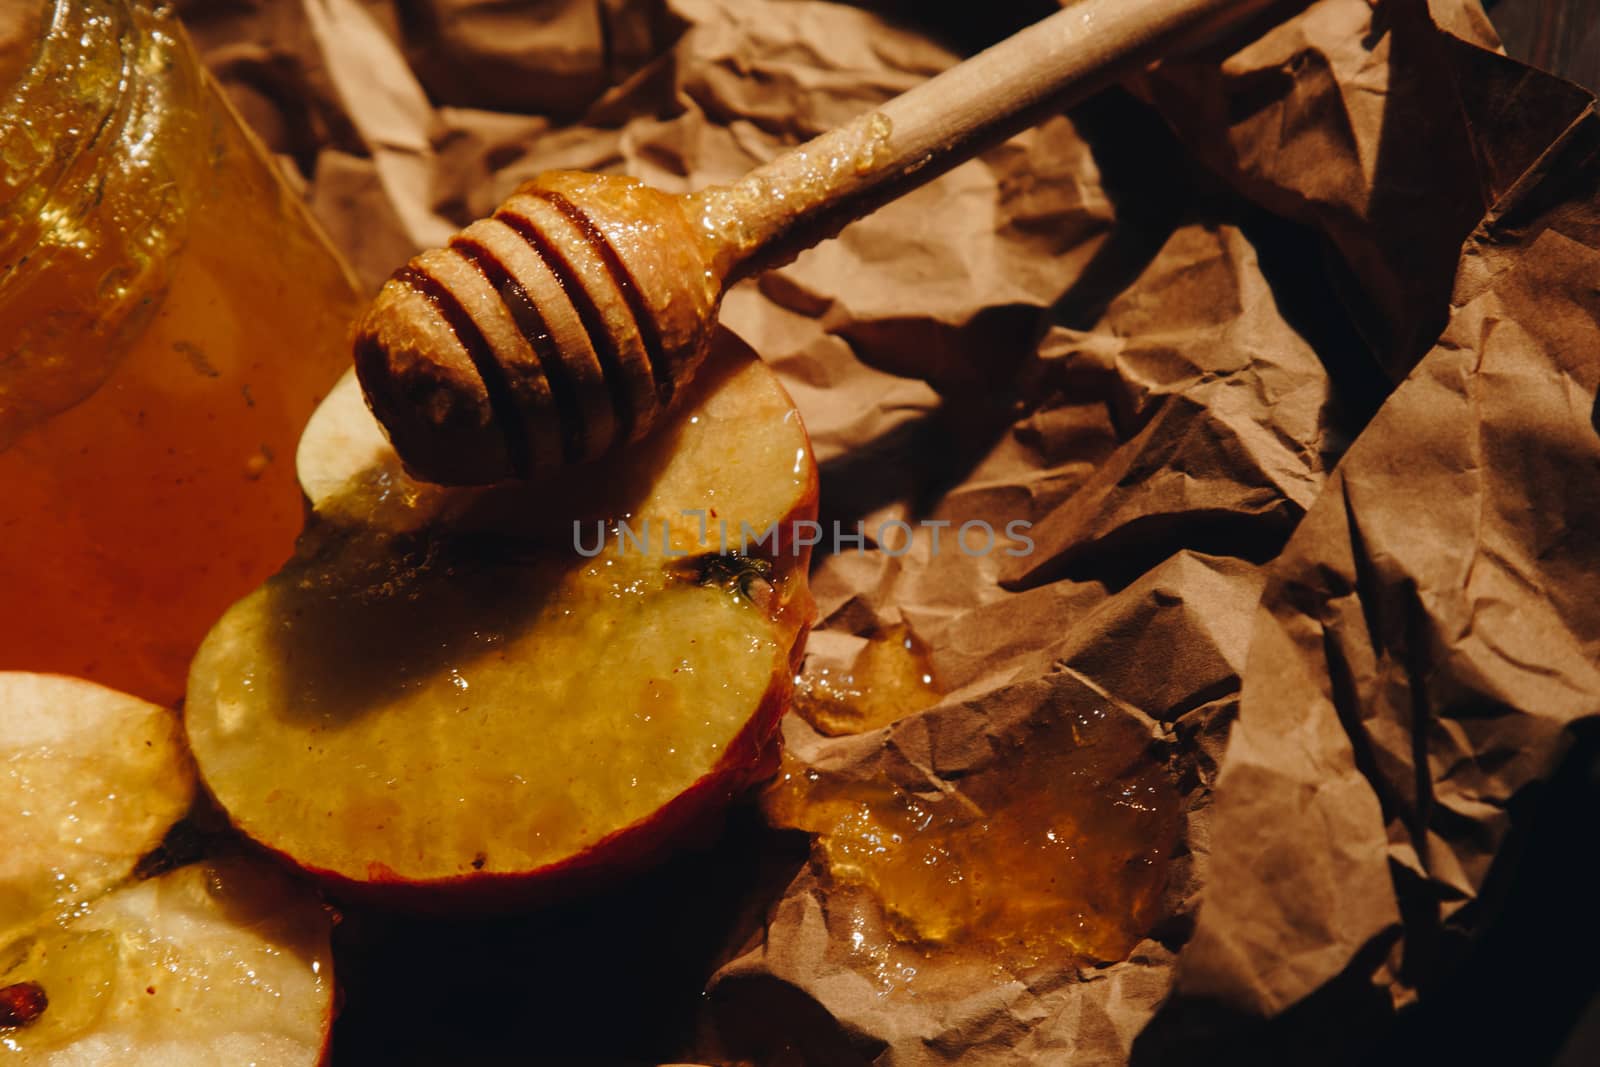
[0,673,334,1064]
[0,673,192,950]
[185,338,817,908]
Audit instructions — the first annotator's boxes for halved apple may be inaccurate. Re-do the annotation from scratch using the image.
[185,336,818,908]
[0,674,192,950]
[0,673,334,1064]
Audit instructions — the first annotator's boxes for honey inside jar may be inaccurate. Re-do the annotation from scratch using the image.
[766,701,1180,969]
[0,0,364,705]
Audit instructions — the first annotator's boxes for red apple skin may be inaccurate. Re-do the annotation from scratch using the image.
[315,987,339,1067]
[203,412,819,914]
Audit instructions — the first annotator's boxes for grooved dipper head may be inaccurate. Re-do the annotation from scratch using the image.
[353,171,726,485]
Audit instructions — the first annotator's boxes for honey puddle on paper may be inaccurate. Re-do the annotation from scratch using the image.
[769,636,1179,989]
[792,624,940,736]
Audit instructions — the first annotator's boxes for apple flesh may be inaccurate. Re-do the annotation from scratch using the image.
[0,858,334,1066]
[0,673,335,1064]
[185,336,817,908]
[0,674,192,950]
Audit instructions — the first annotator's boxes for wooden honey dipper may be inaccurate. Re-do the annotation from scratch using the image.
[354,0,1274,484]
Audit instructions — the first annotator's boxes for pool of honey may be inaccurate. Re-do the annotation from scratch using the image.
[770,635,1179,979]
[0,70,363,706]
[792,624,941,736]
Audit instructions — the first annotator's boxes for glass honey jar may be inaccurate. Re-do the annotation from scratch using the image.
[0,0,366,706]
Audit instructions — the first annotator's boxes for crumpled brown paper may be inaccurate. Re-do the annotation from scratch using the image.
[173,0,1600,1062]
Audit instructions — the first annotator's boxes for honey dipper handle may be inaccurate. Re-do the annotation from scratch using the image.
[690,0,1275,281]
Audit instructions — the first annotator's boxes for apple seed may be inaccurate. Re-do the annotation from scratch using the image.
[0,981,47,1029]
[674,553,775,607]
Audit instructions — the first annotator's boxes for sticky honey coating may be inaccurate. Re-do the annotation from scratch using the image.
[793,624,941,736]
[353,275,510,487]
[686,110,895,278]
[354,170,727,485]
[493,189,647,456]
[766,704,1180,969]
[528,171,725,395]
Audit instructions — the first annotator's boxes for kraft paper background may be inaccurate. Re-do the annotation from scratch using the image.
[173,0,1600,1061]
